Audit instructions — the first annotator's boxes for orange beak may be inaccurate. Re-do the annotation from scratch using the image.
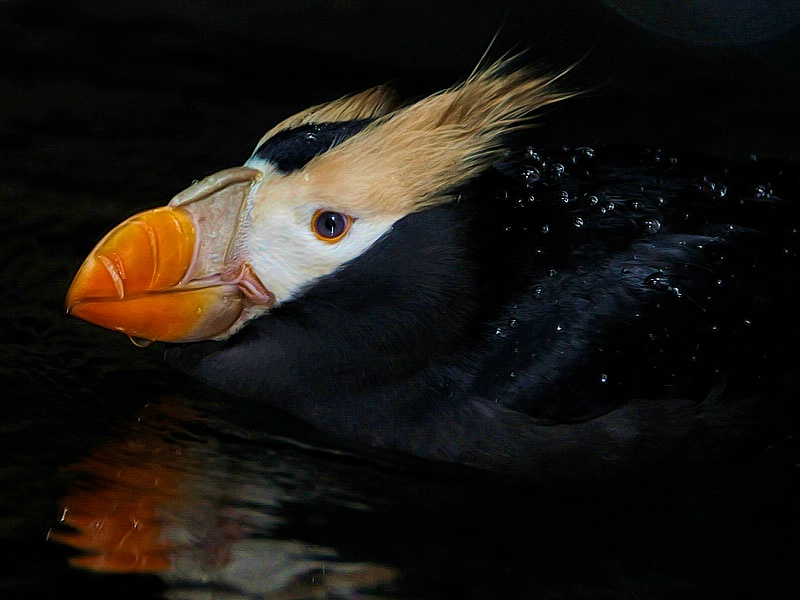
[66,167,274,343]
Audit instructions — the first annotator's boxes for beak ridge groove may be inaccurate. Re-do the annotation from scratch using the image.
[66,167,271,343]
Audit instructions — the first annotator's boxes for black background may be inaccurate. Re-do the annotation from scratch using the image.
[3,0,800,208]
[1,1,799,598]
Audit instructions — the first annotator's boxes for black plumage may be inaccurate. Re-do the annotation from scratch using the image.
[252,119,374,173]
[165,136,800,480]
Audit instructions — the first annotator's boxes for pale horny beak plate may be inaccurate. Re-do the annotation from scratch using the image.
[66,167,274,343]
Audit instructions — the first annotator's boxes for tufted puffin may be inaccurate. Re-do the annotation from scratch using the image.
[66,61,799,481]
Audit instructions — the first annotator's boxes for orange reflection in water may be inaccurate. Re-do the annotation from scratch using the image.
[47,397,398,598]
[49,399,204,573]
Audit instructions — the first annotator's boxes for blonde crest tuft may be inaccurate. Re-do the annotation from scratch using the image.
[257,85,402,147]
[262,59,576,219]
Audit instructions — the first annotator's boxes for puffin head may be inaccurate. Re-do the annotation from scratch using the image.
[66,62,569,343]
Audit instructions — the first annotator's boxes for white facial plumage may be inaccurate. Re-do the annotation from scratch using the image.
[242,157,397,305]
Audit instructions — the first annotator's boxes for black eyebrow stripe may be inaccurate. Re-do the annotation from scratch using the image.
[251,118,375,173]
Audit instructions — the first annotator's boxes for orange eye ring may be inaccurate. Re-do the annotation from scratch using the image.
[311,209,353,243]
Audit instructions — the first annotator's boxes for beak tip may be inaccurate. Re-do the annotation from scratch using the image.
[65,203,255,344]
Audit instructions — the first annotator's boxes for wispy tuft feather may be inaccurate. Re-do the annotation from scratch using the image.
[257,85,401,146]
[274,59,576,218]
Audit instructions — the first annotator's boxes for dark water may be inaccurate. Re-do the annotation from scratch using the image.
[2,1,799,598]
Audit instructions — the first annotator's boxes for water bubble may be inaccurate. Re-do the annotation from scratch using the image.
[525,147,541,161]
[640,218,662,235]
[699,178,728,198]
[522,168,541,186]
[548,269,558,277]
[540,224,550,234]
[644,271,671,291]
[699,177,716,191]
[532,285,544,298]
[508,318,519,328]
[587,195,599,205]
[551,163,565,177]
[509,371,517,380]
[573,217,584,228]
[495,326,504,336]
[600,373,608,384]
[555,324,563,332]
[754,184,770,199]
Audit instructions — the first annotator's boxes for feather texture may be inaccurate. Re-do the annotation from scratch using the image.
[256,84,401,146]
[262,61,575,218]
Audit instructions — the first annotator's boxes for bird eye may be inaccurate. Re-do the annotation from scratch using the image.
[311,209,353,243]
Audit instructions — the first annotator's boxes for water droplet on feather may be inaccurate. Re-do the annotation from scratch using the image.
[521,168,541,186]
[644,272,671,291]
[640,218,662,235]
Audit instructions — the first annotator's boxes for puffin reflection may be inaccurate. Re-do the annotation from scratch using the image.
[49,397,396,598]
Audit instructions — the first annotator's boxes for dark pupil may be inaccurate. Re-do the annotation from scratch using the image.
[317,212,344,238]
